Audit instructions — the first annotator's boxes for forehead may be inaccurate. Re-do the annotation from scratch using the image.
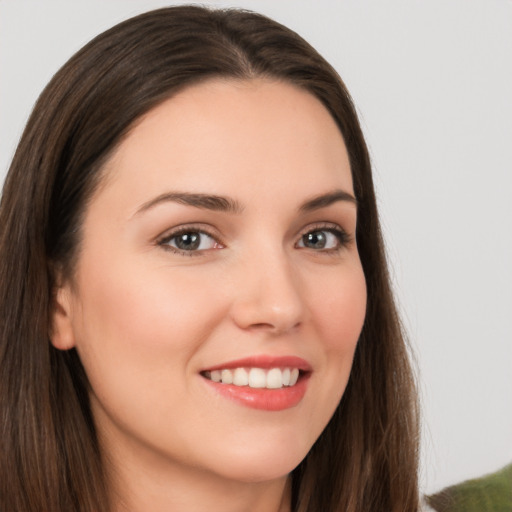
[97,78,353,212]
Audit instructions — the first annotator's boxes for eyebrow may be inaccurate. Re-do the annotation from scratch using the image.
[134,188,357,217]
[299,189,357,212]
[134,192,244,216]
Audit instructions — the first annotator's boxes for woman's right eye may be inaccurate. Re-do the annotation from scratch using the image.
[158,230,223,254]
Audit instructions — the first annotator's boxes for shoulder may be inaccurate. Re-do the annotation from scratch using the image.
[424,463,512,512]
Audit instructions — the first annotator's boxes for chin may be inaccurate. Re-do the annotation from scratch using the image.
[201,435,311,484]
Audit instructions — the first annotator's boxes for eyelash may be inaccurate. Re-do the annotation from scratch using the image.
[156,223,352,257]
[296,223,352,254]
[157,225,221,257]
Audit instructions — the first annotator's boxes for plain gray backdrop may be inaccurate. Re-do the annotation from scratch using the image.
[1,0,511,494]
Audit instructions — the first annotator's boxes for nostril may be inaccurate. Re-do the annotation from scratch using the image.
[250,322,274,329]
[245,320,302,335]
[229,268,305,333]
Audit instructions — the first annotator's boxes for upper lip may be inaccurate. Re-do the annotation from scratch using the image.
[202,355,312,372]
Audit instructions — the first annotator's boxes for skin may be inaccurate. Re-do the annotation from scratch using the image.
[51,79,367,512]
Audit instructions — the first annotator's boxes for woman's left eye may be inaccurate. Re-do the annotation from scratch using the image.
[159,230,221,253]
[296,228,348,251]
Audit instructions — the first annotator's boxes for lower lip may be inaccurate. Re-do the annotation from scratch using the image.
[202,374,310,411]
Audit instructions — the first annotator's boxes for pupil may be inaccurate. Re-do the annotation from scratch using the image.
[304,231,326,249]
[176,232,200,250]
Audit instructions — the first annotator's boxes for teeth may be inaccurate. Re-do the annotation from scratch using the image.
[211,370,222,382]
[233,368,249,386]
[266,368,282,389]
[248,368,266,388]
[221,369,233,384]
[204,367,302,389]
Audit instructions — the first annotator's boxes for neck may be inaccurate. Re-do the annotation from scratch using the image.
[112,469,291,512]
[106,443,292,512]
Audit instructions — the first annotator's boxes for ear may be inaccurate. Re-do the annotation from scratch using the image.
[49,282,76,351]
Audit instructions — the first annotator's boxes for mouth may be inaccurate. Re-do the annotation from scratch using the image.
[201,367,303,389]
[201,368,304,389]
[200,356,312,411]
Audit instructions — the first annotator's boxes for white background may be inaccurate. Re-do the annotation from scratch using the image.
[1,0,511,495]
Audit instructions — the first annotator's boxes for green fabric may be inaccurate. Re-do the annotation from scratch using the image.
[426,463,512,512]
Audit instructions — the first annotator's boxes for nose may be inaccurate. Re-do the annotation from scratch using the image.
[229,248,305,335]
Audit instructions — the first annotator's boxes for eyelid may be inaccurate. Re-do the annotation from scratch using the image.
[155,221,353,256]
[156,223,225,256]
[295,222,353,250]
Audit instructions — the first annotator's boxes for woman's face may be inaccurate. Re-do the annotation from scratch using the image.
[52,79,367,485]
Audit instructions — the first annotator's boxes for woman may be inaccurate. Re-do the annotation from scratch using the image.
[0,6,419,511]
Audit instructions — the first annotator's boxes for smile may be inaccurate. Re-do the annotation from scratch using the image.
[202,367,300,389]
[200,356,312,411]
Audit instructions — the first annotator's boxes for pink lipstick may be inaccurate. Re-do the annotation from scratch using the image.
[200,355,311,411]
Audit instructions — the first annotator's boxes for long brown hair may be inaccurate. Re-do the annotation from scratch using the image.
[0,6,419,511]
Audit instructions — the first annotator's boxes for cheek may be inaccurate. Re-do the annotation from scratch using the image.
[304,260,366,416]
[70,259,234,455]
[71,258,228,397]
[310,262,367,352]
[77,258,220,341]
